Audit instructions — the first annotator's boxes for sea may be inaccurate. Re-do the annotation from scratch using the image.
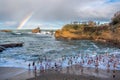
[0,30,120,69]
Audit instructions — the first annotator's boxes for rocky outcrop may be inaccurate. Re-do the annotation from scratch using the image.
[32,27,41,33]
[0,30,12,32]
[55,24,112,40]
[0,46,5,52]
[55,29,91,40]
[0,43,23,52]
[54,24,120,48]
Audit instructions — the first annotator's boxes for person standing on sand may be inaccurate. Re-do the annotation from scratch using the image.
[107,62,110,73]
[45,62,49,70]
[95,60,99,73]
[32,61,35,69]
[34,65,37,72]
[40,64,44,73]
[54,62,58,71]
[82,59,84,64]
[87,59,91,65]
[79,61,83,67]
[113,62,117,69]
[113,70,116,79]
[28,63,31,70]
[70,58,73,66]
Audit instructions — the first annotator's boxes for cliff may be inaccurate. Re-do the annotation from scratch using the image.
[54,24,120,48]
[55,24,112,40]
[55,29,91,40]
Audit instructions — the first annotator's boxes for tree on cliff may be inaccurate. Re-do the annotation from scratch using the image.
[110,11,120,26]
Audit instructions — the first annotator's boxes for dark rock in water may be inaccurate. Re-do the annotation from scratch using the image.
[0,46,5,52]
[0,43,23,52]
[0,43,23,48]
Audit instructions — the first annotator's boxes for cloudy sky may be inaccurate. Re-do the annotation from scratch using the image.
[0,0,120,29]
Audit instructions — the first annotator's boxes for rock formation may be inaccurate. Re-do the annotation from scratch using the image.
[55,29,91,40]
[54,23,120,48]
[0,46,5,52]
[32,27,41,33]
[0,30,12,32]
[55,24,112,40]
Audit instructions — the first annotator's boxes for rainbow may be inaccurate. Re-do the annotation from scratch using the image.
[17,12,33,29]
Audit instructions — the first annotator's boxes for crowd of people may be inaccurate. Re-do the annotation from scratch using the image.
[27,52,120,72]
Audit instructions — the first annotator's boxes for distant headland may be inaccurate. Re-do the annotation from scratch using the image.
[54,11,120,48]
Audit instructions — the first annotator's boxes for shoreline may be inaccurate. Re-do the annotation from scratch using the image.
[0,65,120,80]
[0,67,24,80]
[93,38,120,49]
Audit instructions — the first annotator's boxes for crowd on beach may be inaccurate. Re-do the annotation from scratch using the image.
[28,52,120,73]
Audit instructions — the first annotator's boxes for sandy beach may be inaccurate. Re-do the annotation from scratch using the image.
[0,65,120,80]
[0,67,34,80]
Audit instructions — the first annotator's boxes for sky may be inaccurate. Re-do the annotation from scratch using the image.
[0,0,120,29]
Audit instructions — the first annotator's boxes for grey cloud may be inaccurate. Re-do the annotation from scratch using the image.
[0,0,120,23]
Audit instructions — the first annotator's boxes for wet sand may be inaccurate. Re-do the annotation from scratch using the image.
[0,67,34,80]
[27,65,120,80]
[0,65,120,80]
